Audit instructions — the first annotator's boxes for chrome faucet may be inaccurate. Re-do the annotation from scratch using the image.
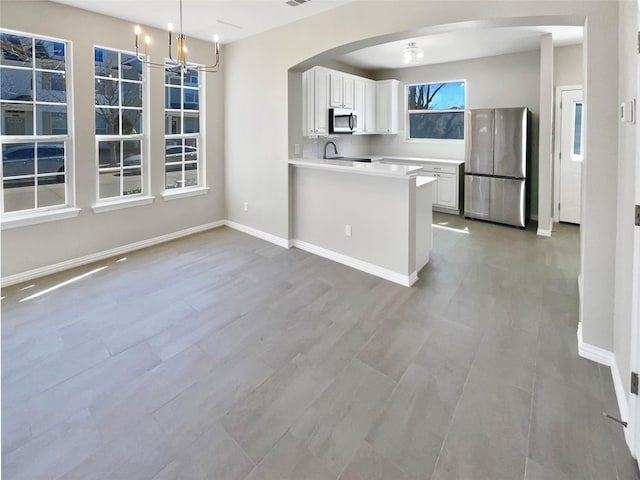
[323,141,338,159]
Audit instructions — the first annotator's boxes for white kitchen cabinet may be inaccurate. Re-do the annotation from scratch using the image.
[421,163,460,212]
[354,79,377,134]
[302,67,329,136]
[376,80,399,134]
[329,73,354,109]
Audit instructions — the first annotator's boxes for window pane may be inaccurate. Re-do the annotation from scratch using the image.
[3,142,34,177]
[121,54,142,81]
[122,109,142,135]
[165,138,183,163]
[94,48,119,78]
[409,112,464,140]
[185,138,198,162]
[408,81,465,110]
[36,71,66,103]
[573,103,583,156]
[123,168,141,195]
[166,87,181,109]
[2,103,33,135]
[1,67,33,101]
[183,88,198,110]
[95,79,119,106]
[99,170,120,199]
[121,82,142,107]
[34,39,65,71]
[165,112,181,134]
[123,140,141,166]
[3,178,35,212]
[95,108,119,135]
[165,164,182,189]
[38,179,65,207]
[184,164,197,187]
[184,70,198,88]
[1,33,32,67]
[183,112,199,133]
[37,142,65,174]
[36,104,67,135]
[98,140,121,168]
[165,67,181,86]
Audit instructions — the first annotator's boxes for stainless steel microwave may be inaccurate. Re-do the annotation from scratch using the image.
[329,108,358,133]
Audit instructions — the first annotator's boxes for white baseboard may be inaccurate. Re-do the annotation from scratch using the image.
[1,220,226,287]
[536,218,553,237]
[577,322,631,445]
[291,239,417,287]
[224,220,290,249]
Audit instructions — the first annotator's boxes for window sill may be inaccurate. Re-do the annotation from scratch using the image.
[162,186,210,201]
[1,207,81,230]
[92,195,155,213]
[403,139,465,144]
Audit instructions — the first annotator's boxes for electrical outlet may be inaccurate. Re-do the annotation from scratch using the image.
[243,202,248,212]
[345,225,352,237]
[294,144,300,155]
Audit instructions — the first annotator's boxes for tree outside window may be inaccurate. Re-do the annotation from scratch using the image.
[407,81,465,140]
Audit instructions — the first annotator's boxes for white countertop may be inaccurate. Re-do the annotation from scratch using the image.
[375,156,465,166]
[289,158,424,179]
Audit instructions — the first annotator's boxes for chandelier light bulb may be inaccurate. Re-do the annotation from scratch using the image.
[214,34,219,43]
[134,25,142,35]
[402,42,424,65]
[168,22,174,32]
[144,35,151,45]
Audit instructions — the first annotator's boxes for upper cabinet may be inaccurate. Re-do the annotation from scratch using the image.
[302,66,397,137]
[302,67,329,136]
[376,80,399,134]
[354,78,377,135]
[330,73,354,109]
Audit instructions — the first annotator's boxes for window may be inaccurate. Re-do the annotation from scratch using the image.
[407,81,465,140]
[572,102,583,159]
[94,47,144,200]
[164,64,201,190]
[1,31,71,214]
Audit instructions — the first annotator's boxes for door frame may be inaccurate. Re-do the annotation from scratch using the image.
[553,85,583,223]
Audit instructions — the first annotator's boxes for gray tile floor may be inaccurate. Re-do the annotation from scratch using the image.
[2,213,639,480]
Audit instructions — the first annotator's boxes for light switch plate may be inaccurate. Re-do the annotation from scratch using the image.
[620,99,636,123]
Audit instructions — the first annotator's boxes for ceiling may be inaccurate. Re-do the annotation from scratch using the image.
[336,26,583,71]
[48,1,582,70]
[50,0,355,44]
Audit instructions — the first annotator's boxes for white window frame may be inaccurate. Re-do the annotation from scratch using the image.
[92,45,152,212]
[162,62,207,199]
[0,29,78,228]
[405,79,466,143]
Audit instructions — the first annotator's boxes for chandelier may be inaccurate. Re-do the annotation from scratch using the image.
[134,0,220,72]
[402,42,424,65]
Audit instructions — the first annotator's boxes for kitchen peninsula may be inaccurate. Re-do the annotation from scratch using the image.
[288,158,436,286]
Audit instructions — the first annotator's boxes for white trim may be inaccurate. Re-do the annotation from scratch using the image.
[291,239,417,287]
[224,220,290,248]
[162,186,210,201]
[91,195,154,213]
[1,220,225,287]
[578,273,583,300]
[1,207,81,230]
[537,218,553,237]
[577,322,615,365]
[577,322,632,445]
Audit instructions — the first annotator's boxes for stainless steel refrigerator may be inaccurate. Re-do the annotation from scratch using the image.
[464,107,529,228]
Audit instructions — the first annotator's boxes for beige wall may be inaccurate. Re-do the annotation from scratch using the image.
[614,0,638,414]
[554,44,583,86]
[0,1,225,278]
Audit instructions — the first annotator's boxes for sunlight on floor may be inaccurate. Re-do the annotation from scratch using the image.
[19,266,109,303]
[433,224,470,234]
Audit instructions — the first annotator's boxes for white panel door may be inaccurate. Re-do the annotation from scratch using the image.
[559,89,584,224]
[436,173,457,208]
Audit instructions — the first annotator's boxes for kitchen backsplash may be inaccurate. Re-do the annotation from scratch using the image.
[302,134,371,159]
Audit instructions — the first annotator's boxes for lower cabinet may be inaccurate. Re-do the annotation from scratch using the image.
[421,163,461,213]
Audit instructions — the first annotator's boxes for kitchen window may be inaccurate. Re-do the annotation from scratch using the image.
[164,63,202,191]
[1,30,74,218]
[94,47,145,201]
[406,80,465,140]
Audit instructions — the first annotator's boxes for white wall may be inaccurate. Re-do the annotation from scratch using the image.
[538,35,554,232]
[554,44,583,86]
[614,0,638,413]
[225,0,619,352]
[0,1,225,279]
